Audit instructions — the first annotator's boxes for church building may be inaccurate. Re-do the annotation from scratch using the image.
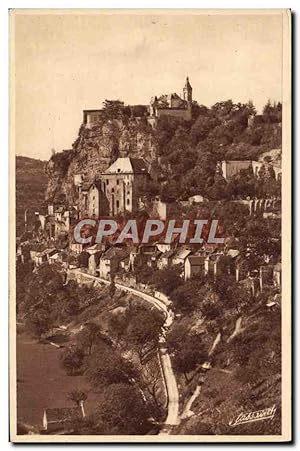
[149,77,193,121]
[86,157,149,217]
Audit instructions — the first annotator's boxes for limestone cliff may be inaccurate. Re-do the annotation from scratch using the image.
[45,101,282,205]
[46,117,157,204]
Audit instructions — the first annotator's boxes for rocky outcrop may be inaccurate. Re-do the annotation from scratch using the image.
[45,117,157,204]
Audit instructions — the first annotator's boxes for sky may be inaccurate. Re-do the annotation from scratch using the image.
[13,10,283,161]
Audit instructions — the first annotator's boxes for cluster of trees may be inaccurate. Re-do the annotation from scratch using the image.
[18,263,99,338]
[61,324,154,434]
[19,260,167,434]
[167,323,208,382]
[231,306,281,385]
[88,100,149,123]
[16,156,47,236]
[210,202,281,268]
[59,301,166,434]
[108,302,165,363]
[134,261,261,384]
[17,260,159,434]
[186,293,281,436]
[150,99,282,202]
[208,166,281,201]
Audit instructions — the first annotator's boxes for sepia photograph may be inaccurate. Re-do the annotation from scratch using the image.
[9,9,291,443]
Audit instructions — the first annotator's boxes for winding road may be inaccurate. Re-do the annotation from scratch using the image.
[68,269,179,431]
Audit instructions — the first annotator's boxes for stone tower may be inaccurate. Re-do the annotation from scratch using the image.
[183,76,192,104]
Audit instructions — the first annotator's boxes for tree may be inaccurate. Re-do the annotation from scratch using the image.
[227,168,257,199]
[167,324,208,382]
[171,276,206,313]
[262,100,282,123]
[190,115,220,145]
[107,308,129,343]
[159,179,182,202]
[16,260,34,312]
[139,363,165,418]
[23,263,65,311]
[125,304,165,363]
[92,383,152,435]
[26,307,53,338]
[86,346,136,389]
[78,251,89,268]
[149,265,182,296]
[60,346,85,375]
[77,322,101,355]
[138,179,161,200]
[102,99,125,119]
[67,389,88,406]
[209,174,230,201]
[182,151,216,197]
[109,278,116,298]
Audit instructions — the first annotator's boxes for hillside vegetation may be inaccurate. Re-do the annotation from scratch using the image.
[45,99,282,204]
[16,156,47,236]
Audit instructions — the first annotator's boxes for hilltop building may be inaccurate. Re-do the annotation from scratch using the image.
[149,77,193,121]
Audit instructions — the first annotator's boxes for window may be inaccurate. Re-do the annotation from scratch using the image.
[117,169,121,173]
[112,188,114,193]
[127,198,130,205]
[116,200,120,209]
[106,179,109,185]
[127,190,130,195]
[117,179,119,185]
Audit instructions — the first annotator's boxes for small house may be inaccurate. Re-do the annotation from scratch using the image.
[188,194,205,204]
[99,247,129,280]
[157,250,175,270]
[43,406,84,433]
[70,241,85,254]
[184,255,205,280]
[172,248,192,266]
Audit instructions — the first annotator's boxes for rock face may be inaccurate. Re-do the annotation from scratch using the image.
[46,117,157,204]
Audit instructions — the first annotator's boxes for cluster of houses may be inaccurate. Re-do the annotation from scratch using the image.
[17,147,282,301]
[70,233,281,297]
[17,214,281,301]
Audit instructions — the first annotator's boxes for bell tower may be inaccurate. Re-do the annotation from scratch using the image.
[183,76,192,103]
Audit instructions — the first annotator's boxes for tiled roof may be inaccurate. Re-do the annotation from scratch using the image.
[187,255,205,266]
[104,157,148,175]
[174,248,192,260]
[161,250,175,259]
[41,248,57,256]
[227,249,240,258]
[129,158,148,173]
[45,407,82,424]
[102,246,129,260]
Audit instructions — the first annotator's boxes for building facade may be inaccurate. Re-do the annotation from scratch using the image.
[85,157,149,217]
[149,77,193,121]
